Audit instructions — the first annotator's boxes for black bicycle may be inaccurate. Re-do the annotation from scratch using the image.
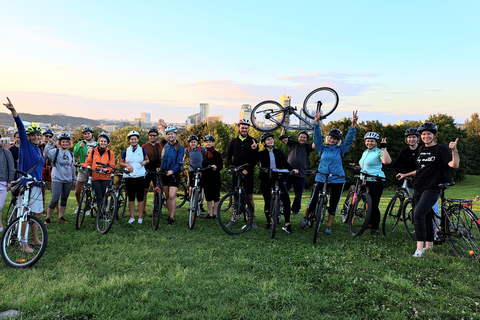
[187,164,212,230]
[382,177,413,236]
[75,164,97,230]
[217,164,254,236]
[94,162,119,234]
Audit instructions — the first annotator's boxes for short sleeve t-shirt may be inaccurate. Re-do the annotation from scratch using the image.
[414,144,452,192]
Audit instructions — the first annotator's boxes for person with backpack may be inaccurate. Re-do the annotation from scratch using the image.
[300,110,358,235]
[184,134,206,197]
[396,122,459,257]
[119,131,149,224]
[44,133,76,225]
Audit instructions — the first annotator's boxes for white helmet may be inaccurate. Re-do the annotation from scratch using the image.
[364,132,380,140]
[127,131,140,139]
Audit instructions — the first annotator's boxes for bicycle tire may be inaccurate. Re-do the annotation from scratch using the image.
[189,188,200,230]
[341,186,355,224]
[152,189,162,231]
[402,198,416,241]
[271,194,280,239]
[348,193,372,237]
[217,192,254,236]
[250,100,285,132]
[96,190,117,234]
[220,183,232,212]
[1,215,48,268]
[382,193,403,236]
[302,87,339,119]
[446,205,480,261]
[4,200,15,227]
[76,189,90,229]
[176,181,188,209]
[116,184,127,220]
[313,196,326,244]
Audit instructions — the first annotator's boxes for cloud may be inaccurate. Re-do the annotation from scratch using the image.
[0,27,79,49]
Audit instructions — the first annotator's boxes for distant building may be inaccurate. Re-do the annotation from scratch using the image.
[280,95,291,108]
[397,120,414,126]
[186,113,201,128]
[141,113,151,129]
[103,125,117,132]
[239,104,252,121]
[207,115,223,123]
[134,118,142,127]
[200,103,209,123]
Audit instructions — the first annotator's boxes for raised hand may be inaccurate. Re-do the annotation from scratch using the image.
[351,110,358,127]
[4,97,18,117]
[251,141,258,149]
[158,119,168,127]
[449,138,459,152]
[314,110,322,124]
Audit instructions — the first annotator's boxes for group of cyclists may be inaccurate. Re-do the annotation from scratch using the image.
[1,97,460,258]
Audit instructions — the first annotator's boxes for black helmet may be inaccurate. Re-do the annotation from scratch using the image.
[328,129,342,140]
[203,135,215,142]
[298,130,309,139]
[404,128,419,137]
[82,126,94,134]
[188,135,199,142]
[148,127,159,135]
[418,122,437,135]
[261,132,274,143]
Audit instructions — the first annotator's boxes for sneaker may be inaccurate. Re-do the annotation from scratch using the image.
[138,218,143,224]
[205,215,213,220]
[413,250,423,258]
[167,217,174,226]
[73,207,79,214]
[226,220,236,227]
[85,209,91,216]
[40,211,47,217]
[300,218,309,229]
[251,221,258,229]
[325,226,332,235]
[292,211,299,216]
[45,218,51,225]
[264,223,271,230]
[0,227,4,232]
[282,224,292,234]
[212,215,217,220]
[128,218,135,224]
[370,230,379,236]
[58,217,68,223]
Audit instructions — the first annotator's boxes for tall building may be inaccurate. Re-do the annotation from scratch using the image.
[239,104,252,121]
[280,95,291,108]
[134,118,142,127]
[141,112,151,129]
[200,103,209,123]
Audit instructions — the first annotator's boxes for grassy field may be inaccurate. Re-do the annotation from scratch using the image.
[1,176,480,319]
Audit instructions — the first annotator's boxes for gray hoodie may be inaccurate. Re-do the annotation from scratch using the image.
[0,147,15,183]
[44,142,76,183]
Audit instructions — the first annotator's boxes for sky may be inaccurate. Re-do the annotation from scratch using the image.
[1,1,479,125]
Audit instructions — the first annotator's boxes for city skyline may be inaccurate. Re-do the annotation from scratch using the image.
[1,1,479,125]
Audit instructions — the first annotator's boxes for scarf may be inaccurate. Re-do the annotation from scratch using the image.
[205,146,216,159]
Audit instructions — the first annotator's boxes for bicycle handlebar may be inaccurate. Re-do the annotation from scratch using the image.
[306,170,349,180]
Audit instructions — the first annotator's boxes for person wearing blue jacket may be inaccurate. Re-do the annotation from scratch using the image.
[160,126,184,226]
[300,110,358,235]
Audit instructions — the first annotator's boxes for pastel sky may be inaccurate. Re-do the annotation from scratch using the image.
[1,1,479,125]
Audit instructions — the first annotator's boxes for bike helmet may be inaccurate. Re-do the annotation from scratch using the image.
[58,133,71,141]
[203,134,215,142]
[328,128,342,140]
[261,132,274,143]
[188,135,199,142]
[148,127,159,135]
[82,126,94,134]
[165,126,177,133]
[43,129,54,136]
[298,130,310,139]
[418,122,437,134]
[238,118,250,126]
[364,132,380,140]
[98,132,110,143]
[26,125,42,135]
[127,131,140,139]
[404,128,419,137]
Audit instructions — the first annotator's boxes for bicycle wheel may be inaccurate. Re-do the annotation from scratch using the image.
[341,186,355,223]
[189,188,200,230]
[402,198,416,241]
[96,190,117,234]
[217,192,254,236]
[271,194,280,239]
[303,87,339,119]
[176,181,188,209]
[1,215,48,268]
[76,189,90,229]
[313,196,327,244]
[152,189,163,231]
[116,184,127,220]
[250,100,285,132]
[220,183,232,212]
[382,194,403,236]
[348,193,372,237]
[446,205,480,261]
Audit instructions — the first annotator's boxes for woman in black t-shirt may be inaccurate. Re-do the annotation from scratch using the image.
[396,122,459,258]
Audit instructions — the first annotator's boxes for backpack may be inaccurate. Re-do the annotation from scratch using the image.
[52,148,74,167]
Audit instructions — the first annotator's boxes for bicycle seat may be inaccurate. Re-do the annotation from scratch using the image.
[438,182,455,189]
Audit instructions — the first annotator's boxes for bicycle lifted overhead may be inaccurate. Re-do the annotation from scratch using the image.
[250,87,339,132]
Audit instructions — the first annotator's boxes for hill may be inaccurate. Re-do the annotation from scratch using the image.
[0,112,102,128]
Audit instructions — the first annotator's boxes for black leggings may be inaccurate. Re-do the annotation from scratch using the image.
[92,180,110,208]
[307,182,344,216]
[125,177,145,202]
[366,180,384,230]
[260,179,291,224]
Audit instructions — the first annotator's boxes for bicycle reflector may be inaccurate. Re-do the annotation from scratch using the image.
[469,250,475,255]
[463,202,473,207]
[477,220,480,225]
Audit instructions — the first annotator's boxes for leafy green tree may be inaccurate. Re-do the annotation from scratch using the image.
[463,113,480,175]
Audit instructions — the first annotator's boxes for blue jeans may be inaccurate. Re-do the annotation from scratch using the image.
[414,189,440,242]
[285,176,306,213]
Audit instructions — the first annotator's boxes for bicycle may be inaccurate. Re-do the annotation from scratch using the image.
[186,164,212,230]
[250,87,339,132]
[382,177,413,236]
[115,170,128,221]
[94,162,119,234]
[344,164,385,237]
[217,164,255,236]
[420,182,480,260]
[146,171,168,231]
[1,170,48,268]
[258,167,294,238]
[305,170,349,243]
[75,165,98,230]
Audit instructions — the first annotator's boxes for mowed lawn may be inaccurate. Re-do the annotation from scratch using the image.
[1,176,480,319]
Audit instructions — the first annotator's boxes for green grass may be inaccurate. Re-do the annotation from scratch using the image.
[1,176,480,319]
